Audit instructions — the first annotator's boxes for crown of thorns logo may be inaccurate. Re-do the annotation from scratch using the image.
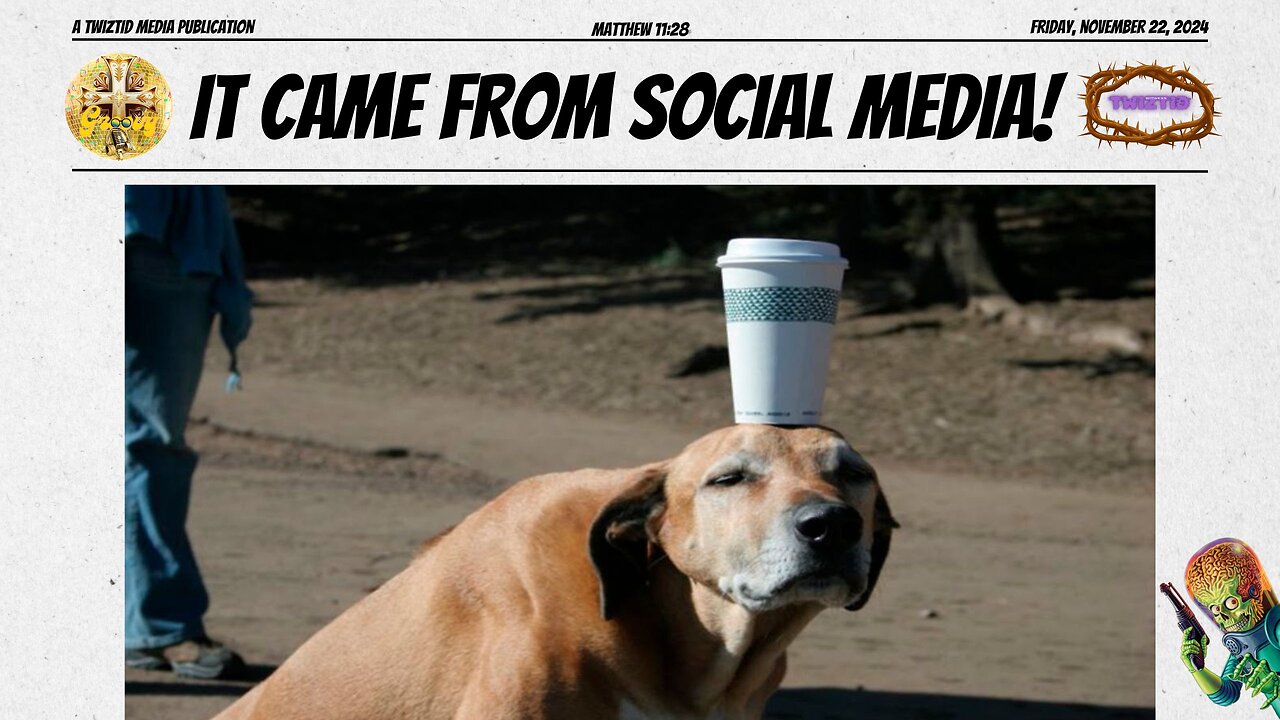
[1080,63,1219,148]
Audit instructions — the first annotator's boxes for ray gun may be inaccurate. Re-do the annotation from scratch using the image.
[1161,582,1208,670]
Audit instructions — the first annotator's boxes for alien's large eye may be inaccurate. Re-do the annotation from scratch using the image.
[1211,605,1221,615]
[1225,597,1240,611]
[121,118,131,128]
[110,118,121,128]
[707,471,746,488]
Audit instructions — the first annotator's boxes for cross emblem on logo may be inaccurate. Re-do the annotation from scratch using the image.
[80,55,158,120]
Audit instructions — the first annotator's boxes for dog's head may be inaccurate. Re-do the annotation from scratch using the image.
[589,425,896,619]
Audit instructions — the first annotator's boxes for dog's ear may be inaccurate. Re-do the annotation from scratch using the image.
[588,465,667,621]
[846,489,897,611]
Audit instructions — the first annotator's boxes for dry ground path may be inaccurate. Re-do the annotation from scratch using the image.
[124,372,1154,720]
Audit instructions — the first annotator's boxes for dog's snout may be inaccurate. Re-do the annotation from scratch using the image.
[793,504,861,552]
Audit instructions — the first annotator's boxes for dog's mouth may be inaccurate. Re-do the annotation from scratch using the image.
[733,568,862,609]
[777,569,843,594]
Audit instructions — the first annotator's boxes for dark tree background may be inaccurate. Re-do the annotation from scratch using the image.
[227,185,1154,310]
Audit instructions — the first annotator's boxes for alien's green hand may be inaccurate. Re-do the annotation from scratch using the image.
[1179,628,1208,672]
[1241,659,1280,709]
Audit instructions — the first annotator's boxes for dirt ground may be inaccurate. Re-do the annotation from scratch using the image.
[233,272,1154,491]
[125,272,1155,719]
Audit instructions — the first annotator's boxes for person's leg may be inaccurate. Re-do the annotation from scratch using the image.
[123,238,215,651]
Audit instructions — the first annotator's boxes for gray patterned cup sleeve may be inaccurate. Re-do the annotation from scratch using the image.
[723,287,840,324]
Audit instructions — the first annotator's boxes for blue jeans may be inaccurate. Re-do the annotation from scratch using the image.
[125,239,214,649]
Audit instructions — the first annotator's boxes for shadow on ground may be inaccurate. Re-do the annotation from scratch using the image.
[478,273,723,323]
[1010,352,1156,379]
[125,663,277,697]
[471,272,923,325]
[766,688,1153,719]
[124,680,1154,717]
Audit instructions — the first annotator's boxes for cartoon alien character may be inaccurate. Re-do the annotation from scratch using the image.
[1181,539,1280,714]
[105,116,137,159]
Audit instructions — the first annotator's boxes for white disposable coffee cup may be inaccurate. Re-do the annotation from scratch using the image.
[717,238,848,425]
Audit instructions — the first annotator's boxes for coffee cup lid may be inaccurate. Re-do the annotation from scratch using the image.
[716,238,848,268]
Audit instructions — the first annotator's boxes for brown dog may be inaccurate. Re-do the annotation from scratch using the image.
[213,424,895,720]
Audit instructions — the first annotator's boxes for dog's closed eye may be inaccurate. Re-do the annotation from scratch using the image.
[701,451,768,489]
[706,471,748,488]
[830,444,876,485]
[836,464,875,484]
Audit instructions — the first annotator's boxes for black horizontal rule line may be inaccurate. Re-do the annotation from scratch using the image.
[68,36,1210,43]
[71,168,1209,174]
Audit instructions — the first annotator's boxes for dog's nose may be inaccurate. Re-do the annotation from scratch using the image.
[793,504,861,552]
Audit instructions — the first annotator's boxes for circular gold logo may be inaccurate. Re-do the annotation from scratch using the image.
[65,53,172,160]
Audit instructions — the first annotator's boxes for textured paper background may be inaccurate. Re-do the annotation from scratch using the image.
[1,1,1275,717]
